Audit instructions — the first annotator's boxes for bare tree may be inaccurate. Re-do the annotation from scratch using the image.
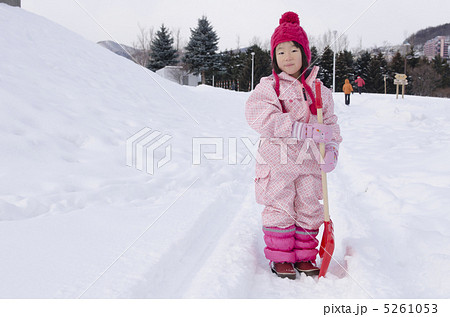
[322,30,335,50]
[336,33,349,52]
[351,36,364,54]
[261,39,270,51]
[309,34,319,50]
[410,64,440,96]
[132,24,154,67]
[249,36,262,48]
[172,27,182,51]
[314,30,349,53]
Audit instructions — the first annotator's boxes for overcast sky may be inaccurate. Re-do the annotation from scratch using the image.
[21,0,449,52]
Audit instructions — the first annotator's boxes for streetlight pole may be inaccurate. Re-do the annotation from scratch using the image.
[251,52,255,91]
[332,31,337,93]
[332,49,336,93]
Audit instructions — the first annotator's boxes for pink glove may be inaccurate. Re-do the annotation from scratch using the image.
[292,122,333,143]
[320,143,339,173]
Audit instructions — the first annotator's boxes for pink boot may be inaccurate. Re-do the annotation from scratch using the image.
[294,226,319,275]
[263,225,296,263]
[295,261,320,276]
[263,226,296,278]
[271,262,296,280]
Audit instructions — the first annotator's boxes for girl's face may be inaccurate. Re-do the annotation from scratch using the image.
[275,41,303,78]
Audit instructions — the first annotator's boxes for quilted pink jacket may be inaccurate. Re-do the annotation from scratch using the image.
[245,67,342,178]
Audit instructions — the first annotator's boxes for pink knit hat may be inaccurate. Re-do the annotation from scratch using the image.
[271,12,316,114]
[270,11,311,63]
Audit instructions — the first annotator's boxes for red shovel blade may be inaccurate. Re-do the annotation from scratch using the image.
[319,220,335,278]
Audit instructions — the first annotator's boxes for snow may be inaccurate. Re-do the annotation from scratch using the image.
[1,4,450,300]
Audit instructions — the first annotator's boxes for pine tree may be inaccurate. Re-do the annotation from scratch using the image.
[148,24,178,71]
[213,49,249,90]
[335,50,354,92]
[317,46,334,88]
[238,45,271,91]
[231,51,245,85]
[406,45,419,70]
[432,55,450,88]
[215,50,233,81]
[310,46,319,66]
[354,51,371,82]
[366,52,387,93]
[387,52,405,93]
[389,52,405,74]
[183,16,220,84]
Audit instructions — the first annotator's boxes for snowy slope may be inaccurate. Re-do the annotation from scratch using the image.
[1,4,450,299]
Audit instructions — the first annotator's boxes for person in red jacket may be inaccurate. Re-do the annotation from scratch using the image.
[354,76,365,94]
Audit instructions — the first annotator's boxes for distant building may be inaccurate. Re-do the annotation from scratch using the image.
[0,0,21,6]
[156,66,200,86]
[398,43,412,56]
[383,43,413,62]
[423,36,450,60]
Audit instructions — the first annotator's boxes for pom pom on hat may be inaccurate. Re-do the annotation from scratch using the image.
[279,11,299,25]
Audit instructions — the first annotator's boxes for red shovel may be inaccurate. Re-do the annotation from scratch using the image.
[315,80,335,278]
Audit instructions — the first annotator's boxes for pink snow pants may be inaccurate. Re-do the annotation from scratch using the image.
[255,163,323,262]
[255,164,324,230]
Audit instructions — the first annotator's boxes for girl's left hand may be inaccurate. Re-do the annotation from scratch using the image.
[320,143,339,173]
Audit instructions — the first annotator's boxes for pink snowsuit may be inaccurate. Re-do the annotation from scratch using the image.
[245,66,342,263]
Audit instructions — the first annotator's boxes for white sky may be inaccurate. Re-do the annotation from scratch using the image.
[21,0,450,51]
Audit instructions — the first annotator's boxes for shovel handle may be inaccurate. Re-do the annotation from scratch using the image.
[315,80,330,222]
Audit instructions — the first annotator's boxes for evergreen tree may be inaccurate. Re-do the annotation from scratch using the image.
[310,46,319,66]
[406,45,419,70]
[387,51,405,93]
[183,16,220,84]
[215,50,233,81]
[148,24,178,71]
[231,51,246,85]
[354,51,371,82]
[432,55,450,89]
[317,46,334,88]
[214,50,243,89]
[335,50,354,92]
[389,52,405,74]
[366,52,387,93]
[239,45,271,91]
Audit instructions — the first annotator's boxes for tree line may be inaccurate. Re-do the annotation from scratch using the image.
[137,16,450,98]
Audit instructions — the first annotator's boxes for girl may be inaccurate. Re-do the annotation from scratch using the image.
[245,11,342,279]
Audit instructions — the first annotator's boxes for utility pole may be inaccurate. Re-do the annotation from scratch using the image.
[332,49,336,93]
[251,52,255,91]
[332,31,337,93]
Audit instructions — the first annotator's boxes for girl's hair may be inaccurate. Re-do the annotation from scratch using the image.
[272,41,309,77]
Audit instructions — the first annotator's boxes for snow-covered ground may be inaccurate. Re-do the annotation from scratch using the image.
[1,5,450,299]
